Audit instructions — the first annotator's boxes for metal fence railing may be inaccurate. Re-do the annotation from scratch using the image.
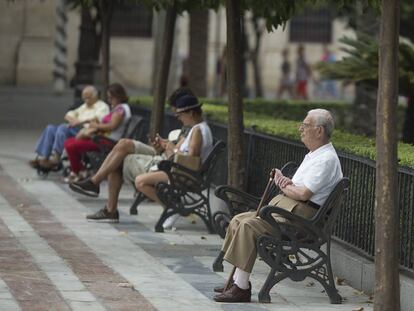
[131,105,414,274]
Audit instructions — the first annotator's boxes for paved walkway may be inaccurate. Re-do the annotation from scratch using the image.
[0,87,373,310]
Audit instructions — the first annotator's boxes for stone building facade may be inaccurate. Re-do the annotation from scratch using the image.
[0,1,354,98]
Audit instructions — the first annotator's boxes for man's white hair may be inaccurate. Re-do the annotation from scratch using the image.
[307,109,334,138]
[83,85,98,98]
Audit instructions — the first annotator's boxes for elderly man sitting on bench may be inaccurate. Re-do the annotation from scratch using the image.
[213,109,343,303]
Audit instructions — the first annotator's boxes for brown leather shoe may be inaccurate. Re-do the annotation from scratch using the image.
[28,159,39,169]
[214,280,251,293]
[213,279,234,293]
[213,284,251,303]
[38,158,59,170]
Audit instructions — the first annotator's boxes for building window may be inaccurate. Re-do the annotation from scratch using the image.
[110,3,153,38]
[289,8,333,43]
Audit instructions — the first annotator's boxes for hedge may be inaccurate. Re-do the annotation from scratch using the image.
[129,96,414,169]
[131,97,408,133]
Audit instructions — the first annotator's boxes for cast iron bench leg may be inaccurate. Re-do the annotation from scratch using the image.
[130,192,145,215]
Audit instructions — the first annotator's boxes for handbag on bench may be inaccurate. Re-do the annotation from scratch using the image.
[171,153,201,180]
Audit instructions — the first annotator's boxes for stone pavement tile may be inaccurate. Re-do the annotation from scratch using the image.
[0,278,20,311]
[52,281,86,291]
[68,301,110,311]
[0,299,21,311]
[221,304,269,311]
[0,218,71,310]
[0,292,14,299]
[194,255,373,311]
[0,196,102,308]
[59,290,97,302]
[0,158,217,310]
[16,181,221,311]
[119,208,283,307]
[0,167,156,311]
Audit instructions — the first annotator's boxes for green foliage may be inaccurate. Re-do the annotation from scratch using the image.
[315,33,414,97]
[141,0,220,12]
[130,96,414,168]
[68,0,221,13]
[243,0,380,32]
[131,96,406,134]
[243,0,301,31]
[67,0,126,9]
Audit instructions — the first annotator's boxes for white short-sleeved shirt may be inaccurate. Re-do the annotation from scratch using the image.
[65,100,109,123]
[291,142,343,206]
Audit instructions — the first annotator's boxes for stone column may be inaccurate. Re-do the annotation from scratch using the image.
[53,0,68,93]
[16,0,55,86]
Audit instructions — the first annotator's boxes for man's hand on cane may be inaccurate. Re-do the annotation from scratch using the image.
[274,169,293,189]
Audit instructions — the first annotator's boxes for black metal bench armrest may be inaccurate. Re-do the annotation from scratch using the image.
[259,205,325,243]
[157,160,203,191]
[214,185,261,215]
[157,160,200,178]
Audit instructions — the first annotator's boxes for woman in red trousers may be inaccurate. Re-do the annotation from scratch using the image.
[64,83,131,182]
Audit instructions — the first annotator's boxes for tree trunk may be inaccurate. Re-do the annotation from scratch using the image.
[240,15,248,97]
[250,17,264,98]
[92,0,102,62]
[99,0,114,100]
[151,10,166,95]
[402,94,414,143]
[188,9,209,97]
[225,0,246,191]
[374,1,400,310]
[74,7,101,87]
[149,3,177,138]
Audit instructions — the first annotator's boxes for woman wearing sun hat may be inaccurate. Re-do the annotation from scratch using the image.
[134,95,213,224]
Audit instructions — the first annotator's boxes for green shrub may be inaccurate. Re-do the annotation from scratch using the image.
[129,96,414,169]
[131,96,407,134]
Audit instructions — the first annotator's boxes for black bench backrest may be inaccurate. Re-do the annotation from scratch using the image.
[312,177,350,236]
[199,140,226,188]
[122,115,147,141]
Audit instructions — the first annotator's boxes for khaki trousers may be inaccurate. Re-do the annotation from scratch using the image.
[122,141,164,184]
[221,194,318,273]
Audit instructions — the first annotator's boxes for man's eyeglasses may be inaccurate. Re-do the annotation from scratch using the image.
[300,122,323,129]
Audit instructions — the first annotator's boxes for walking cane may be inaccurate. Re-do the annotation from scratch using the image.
[223,169,277,291]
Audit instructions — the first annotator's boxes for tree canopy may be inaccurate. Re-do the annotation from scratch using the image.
[315,33,414,97]
[242,0,379,31]
[140,0,220,12]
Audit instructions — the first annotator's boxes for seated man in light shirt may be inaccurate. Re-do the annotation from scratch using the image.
[29,85,108,169]
[213,109,343,303]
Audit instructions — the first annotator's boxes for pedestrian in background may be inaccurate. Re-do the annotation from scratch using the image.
[295,44,311,100]
[276,48,294,99]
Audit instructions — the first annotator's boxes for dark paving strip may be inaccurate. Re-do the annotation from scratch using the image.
[0,218,71,311]
[136,243,224,300]
[0,167,156,311]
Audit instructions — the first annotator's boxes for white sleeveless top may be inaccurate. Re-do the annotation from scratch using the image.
[179,121,213,162]
[108,103,131,141]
